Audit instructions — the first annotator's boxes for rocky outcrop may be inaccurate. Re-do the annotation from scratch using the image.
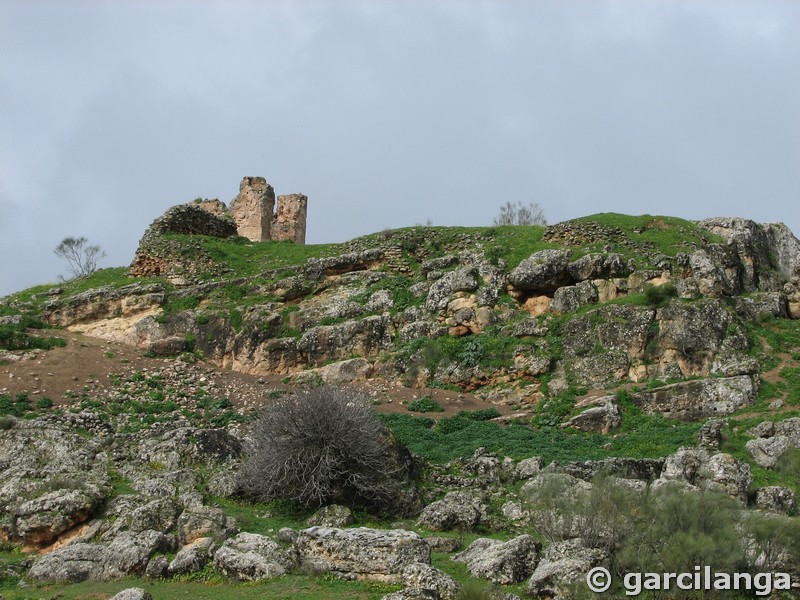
[453,535,541,584]
[658,448,752,502]
[416,492,487,532]
[42,283,166,328]
[527,539,606,600]
[746,418,800,468]
[295,527,431,583]
[383,563,461,600]
[508,250,572,293]
[0,419,110,547]
[213,532,294,581]
[298,315,393,366]
[630,376,755,421]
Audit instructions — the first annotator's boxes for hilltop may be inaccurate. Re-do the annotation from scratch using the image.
[1,211,800,599]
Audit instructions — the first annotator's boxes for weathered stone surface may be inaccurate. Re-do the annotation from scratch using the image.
[42,283,166,328]
[516,456,544,480]
[0,419,110,546]
[659,448,752,501]
[527,539,606,599]
[177,505,238,545]
[453,535,541,584]
[395,563,461,600]
[754,487,797,514]
[416,492,486,532]
[307,505,354,528]
[272,193,308,244]
[14,488,104,547]
[28,543,109,582]
[629,376,755,421]
[424,536,462,553]
[168,537,215,576]
[698,418,726,451]
[105,530,174,578]
[298,315,393,366]
[109,588,153,600]
[295,527,430,583]
[550,280,599,314]
[425,268,479,312]
[562,397,620,434]
[567,253,627,282]
[230,176,275,242]
[213,532,292,581]
[555,458,664,483]
[508,249,572,293]
[746,418,800,468]
[305,249,384,277]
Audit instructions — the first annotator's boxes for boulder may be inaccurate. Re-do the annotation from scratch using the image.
[397,563,461,600]
[453,535,541,584]
[754,487,797,514]
[416,492,486,532]
[298,315,393,366]
[28,543,109,582]
[213,532,293,581]
[629,376,755,421]
[177,505,238,545]
[549,280,598,314]
[168,537,215,576]
[425,268,479,312]
[110,589,153,600]
[562,397,620,434]
[567,253,627,282]
[307,505,354,528]
[13,488,104,547]
[527,539,606,600]
[697,418,726,451]
[659,448,752,501]
[515,456,544,480]
[295,527,430,583]
[105,530,174,578]
[746,436,791,469]
[508,250,572,293]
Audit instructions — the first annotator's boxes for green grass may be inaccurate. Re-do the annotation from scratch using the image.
[571,213,722,256]
[187,235,338,278]
[0,575,400,600]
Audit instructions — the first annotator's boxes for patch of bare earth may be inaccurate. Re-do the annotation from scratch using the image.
[0,331,519,420]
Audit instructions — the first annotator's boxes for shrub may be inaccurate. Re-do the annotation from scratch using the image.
[644,282,677,307]
[237,386,416,513]
[407,396,444,413]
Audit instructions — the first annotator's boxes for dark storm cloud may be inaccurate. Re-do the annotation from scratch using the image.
[1,0,799,296]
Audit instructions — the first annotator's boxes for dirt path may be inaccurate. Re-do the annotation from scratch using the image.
[0,331,521,420]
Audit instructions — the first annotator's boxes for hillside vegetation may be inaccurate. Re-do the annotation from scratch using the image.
[2,212,800,599]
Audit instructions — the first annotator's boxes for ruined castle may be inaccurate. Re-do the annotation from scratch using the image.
[208,176,308,244]
[129,176,308,279]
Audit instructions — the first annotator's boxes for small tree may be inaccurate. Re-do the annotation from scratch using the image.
[237,386,416,513]
[493,201,547,226]
[54,237,106,280]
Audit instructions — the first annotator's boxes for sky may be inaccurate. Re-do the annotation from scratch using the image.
[1,0,799,297]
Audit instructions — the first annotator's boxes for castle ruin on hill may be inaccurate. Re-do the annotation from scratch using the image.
[129,176,308,278]
[225,176,307,244]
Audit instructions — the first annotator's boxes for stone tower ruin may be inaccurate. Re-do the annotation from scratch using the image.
[225,176,307,244]
[229,177,276,242]
[272,194,308,244]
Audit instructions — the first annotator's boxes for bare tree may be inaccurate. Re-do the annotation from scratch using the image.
[493,201,547,226]
[54,237,106,280]
[237,386,416,513]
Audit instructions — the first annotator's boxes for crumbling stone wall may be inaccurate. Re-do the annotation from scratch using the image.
[130,204,238,278]
[229,177,275,242]
[272,194,308,244]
